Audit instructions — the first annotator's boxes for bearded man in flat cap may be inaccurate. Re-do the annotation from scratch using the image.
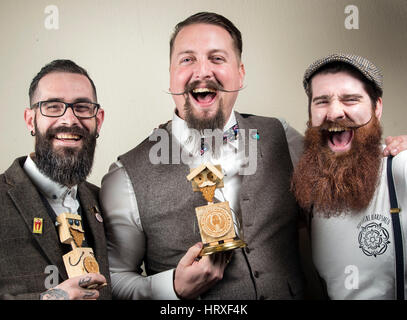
[292,54,407,300]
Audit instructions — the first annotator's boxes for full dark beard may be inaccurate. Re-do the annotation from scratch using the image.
[291,116,383,217]
[34,123,97,187]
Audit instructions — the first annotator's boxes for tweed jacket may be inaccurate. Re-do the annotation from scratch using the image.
[0,157,111,299]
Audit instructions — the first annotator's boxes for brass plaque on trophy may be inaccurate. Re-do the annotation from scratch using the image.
[187,163,246,256]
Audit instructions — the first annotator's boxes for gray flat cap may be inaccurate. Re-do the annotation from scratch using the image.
[303,53,383,95]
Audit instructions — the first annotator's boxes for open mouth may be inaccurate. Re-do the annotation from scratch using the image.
[55,133,82,141]
[190,87,218,106]
[54,133,82,142]
[325,126,354,153]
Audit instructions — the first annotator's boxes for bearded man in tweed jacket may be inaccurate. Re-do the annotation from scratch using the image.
[0,60,111,300]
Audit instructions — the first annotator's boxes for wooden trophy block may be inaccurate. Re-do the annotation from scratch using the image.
[195,201,236,244]
[62,247,100,278]
[56,213,85,246]
[187,164,224,192]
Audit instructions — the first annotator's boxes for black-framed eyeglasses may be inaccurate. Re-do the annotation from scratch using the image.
[31,100,100,119]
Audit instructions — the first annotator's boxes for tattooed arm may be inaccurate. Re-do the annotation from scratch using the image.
[40,273,106,300]
[40,288,69,300]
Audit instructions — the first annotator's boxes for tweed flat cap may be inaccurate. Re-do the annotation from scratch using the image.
[303,53,383,95]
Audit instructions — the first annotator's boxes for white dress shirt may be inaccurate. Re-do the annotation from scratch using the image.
[23,154,79,215]
[100,111,303,300]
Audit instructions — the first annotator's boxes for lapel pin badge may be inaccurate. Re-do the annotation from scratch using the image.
[251,131,260,140]
[33,217,43,234]
[91,206,103,223]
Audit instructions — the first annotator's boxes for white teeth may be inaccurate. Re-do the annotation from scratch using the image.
[55,134,80,140]
[192,88,216,93]
[328,127,349,132]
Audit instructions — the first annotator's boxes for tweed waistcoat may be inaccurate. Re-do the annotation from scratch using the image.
[119,112,304,299]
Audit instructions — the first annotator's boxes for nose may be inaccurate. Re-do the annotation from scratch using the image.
[193,58,214,81]
[326,99,345,122]
[59,106,81,126]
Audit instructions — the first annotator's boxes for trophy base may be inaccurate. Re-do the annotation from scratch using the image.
[200,239,246,256]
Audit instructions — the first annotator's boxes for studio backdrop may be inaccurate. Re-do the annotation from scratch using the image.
[1,0,406,185]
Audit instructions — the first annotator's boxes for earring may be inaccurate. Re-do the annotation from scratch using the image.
[96,133,99,139]
[31,131,36,136]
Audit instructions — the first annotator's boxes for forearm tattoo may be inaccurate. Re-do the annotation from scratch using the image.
[40,288,69,300]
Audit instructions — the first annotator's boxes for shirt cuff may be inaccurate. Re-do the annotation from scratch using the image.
[151,269,179,300]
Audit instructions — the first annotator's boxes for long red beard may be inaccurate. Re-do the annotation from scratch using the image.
[291,116,383,218]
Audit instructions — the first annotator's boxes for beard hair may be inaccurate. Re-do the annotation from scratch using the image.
[184,91,225,158]
[291,115,383,218]
[33,121,97,187]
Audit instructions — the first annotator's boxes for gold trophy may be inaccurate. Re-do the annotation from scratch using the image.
[187,163,246,256]
[56,213,101,280]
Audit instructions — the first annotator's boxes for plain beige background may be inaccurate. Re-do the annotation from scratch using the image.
[1,0,406,186]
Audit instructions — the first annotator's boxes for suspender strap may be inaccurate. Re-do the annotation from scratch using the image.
[386,155,404,300]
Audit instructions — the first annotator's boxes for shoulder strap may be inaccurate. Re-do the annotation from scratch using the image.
[386,155,404,300]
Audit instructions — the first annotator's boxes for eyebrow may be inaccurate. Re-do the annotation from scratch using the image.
[176,49,229,57]
[312,95,332,103]
[339,94,364,100]
[176,50,196,57]
[43,97,94,103]
[208,49,229,56]
[312,93,364,103]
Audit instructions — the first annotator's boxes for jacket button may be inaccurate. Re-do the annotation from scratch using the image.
[245,247,250,254]
[254,271,259,278]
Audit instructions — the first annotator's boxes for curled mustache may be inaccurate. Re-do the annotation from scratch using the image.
[166,80,245,95]
[309,115,374,131]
